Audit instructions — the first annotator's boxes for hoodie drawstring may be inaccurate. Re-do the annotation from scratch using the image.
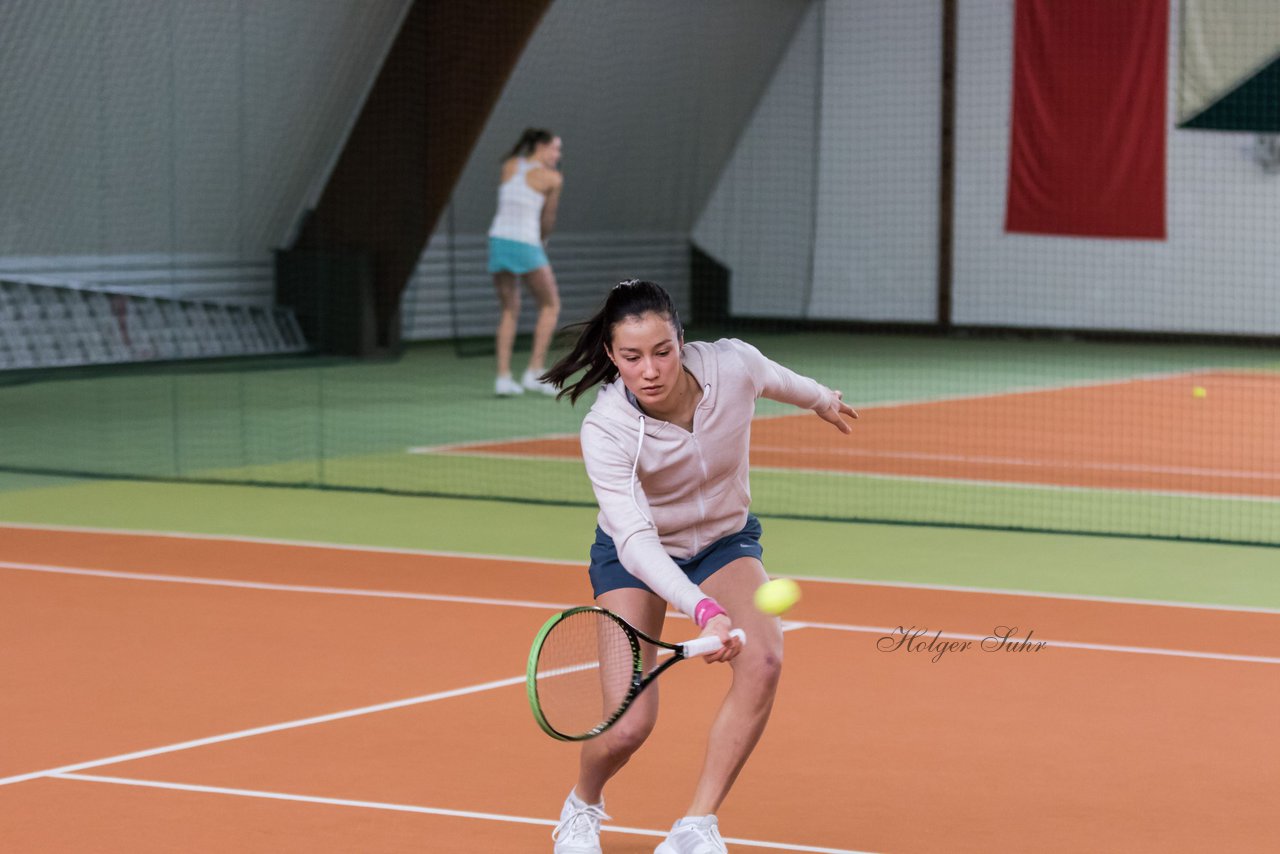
[630,415,655,528]
[628,383,711,530]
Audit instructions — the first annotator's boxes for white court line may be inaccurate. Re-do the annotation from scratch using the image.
[780,573,1280,616]
[8,557,1280,622]
[3,520,1277,614]
[405,446,1280,502]
[399,367,1280,500]
[0,560,577,613]
[787,621,1280,666]
[404,363,1233,460]
[405,365,1234,458]
[4,559,1276,667]
[749,445,1280,481]
[745,463,1280,503]
[1,608,1273,793]
[10,554,1280,619]
[0,521,585,567]
[427,440,1280,484]
[0,623,795,789]
[401,445,1280,502]
[407,431,578,456]
[51,774,876,854]
[0,674,530,788]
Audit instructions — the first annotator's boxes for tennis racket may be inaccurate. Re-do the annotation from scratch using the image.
[526,606,747,741]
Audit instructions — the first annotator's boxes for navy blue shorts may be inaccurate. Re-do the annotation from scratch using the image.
[588,514,764,599]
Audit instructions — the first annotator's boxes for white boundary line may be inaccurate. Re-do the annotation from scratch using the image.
[0,521,585,566]
[0,624,807,790]
[3,560,1276,667]
[407,431,578,456]
[397,447,1280,503]
[3,520,1278,615]
[0,674,530,787]
[50,774,876,854]
[745,464,1280,503]
[780,573,1280,616]
[0,560,577,613]
[411,434,1280,484]
[406,365,1238,458]
[751,445,1280,481]
[399,366,1280,502]
[0,609,1274,793]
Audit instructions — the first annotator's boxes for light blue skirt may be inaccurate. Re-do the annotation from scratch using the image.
[488,237,549,274]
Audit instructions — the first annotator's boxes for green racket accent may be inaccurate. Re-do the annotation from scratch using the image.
[526,606,747,742]
[526,606,642,741]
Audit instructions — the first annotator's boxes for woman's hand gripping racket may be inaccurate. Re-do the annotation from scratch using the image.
[526,606,747,741]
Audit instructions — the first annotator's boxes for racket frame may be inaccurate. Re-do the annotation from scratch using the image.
[526,605,712,742]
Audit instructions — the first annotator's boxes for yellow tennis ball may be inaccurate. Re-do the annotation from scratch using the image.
[754,578,801,616]
[1192,386,1207,398]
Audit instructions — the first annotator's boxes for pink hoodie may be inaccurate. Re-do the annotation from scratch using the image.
[580,338,834,621]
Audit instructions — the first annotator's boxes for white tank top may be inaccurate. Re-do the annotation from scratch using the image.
[488,158,546,246]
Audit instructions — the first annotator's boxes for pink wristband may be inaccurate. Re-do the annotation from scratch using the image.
[694,597,726,628]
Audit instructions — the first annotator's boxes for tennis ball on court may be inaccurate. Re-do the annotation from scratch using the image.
[754,578,801,616]
[1192,386,1207,398]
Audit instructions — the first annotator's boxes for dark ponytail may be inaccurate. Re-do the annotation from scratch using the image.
[542,279,683,404]
[505,127,554,160]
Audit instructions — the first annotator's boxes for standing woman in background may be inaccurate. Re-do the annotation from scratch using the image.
[488,127,564,396]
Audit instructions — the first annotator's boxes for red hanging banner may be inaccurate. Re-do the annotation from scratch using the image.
[1005,0,1169,239]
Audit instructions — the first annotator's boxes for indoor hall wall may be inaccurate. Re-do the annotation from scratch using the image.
[954,1,1280,335]
[403,0,811,340]
[694,0,942,323]
[0,0,409,307]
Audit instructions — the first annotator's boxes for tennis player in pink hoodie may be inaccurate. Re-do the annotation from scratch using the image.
[541,280,858,854]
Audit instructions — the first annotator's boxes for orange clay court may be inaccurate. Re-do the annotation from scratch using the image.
[445,371,1280,498]
[1,525,1278,853]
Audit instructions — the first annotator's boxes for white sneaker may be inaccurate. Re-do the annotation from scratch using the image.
[655,815,727,854]
[552,791,609,854]
[495,375,525,396]
[522,368,559,396]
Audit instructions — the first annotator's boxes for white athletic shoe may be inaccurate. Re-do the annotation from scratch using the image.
[522,368,559,396]
[495,375,525,396]
[655,815,728,854]
[552,791,609,854]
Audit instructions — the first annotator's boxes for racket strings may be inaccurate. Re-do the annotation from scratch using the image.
[533,610,637,738]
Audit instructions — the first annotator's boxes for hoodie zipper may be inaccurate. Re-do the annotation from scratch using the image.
[689,383,712,553]
[625,381,712,540]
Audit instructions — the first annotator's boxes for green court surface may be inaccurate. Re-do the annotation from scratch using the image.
[2,474,1278,611]
[2,331,1278,546]
[3,331,1276,476]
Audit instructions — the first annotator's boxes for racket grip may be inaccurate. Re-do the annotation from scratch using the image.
[681,628,747,657]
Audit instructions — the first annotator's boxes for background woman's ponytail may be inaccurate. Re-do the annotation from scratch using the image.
[505,127,554,160]
[541,280,683,404]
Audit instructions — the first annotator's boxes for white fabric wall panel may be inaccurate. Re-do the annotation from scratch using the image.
[809,0,940,322]
[440,0,810,238]
[0,0,408,305]
[692,3,820,319]
[954,1,1280,335]
[691,0,941,323]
